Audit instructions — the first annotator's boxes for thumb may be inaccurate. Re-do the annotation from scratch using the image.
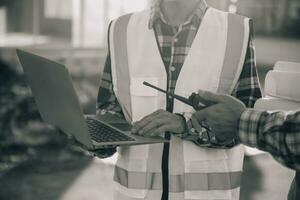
[192,109,207,123]
[197,90,228,103]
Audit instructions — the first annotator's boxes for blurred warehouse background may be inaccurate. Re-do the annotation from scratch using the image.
[0,0,300,199]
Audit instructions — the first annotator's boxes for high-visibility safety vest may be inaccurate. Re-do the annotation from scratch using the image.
[109,7,251,200]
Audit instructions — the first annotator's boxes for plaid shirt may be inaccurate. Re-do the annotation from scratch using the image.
[97,1,262,144]
[239,109,300,170]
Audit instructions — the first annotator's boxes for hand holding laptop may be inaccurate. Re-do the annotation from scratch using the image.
[56,126,117,158]
[89,147,117,158]
[17,49,168,153]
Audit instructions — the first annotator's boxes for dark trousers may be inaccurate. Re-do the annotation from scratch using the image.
[288,171,300,200]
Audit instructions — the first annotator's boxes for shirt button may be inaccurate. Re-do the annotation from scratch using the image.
[168,95,173,99]
[174,38,178,43]
[170,66,176,72]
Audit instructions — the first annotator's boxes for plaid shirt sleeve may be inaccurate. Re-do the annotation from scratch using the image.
[231,35,262,108]
[96,52,124,118]
[239,109,300,170]
[96,20,124,118]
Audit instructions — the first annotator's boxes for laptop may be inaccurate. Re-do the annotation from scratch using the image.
[16,49,168,150]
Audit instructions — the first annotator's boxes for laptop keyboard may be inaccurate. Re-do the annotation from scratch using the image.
[86,117,135,143]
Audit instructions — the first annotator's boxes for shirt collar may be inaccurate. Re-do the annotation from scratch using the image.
[148,0,208,29]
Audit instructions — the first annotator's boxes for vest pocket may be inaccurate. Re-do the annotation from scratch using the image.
[130,77,160,122]
[184,146,229,174]
[183,141,229,176]
[117,145,149,171]
[115,145,149,199]
[183,141,228,162]
[130,77,159,96]
[183,141,234,199]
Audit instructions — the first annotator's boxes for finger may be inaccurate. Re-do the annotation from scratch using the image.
[190,116,203,132]
[138,119,165,136]
[213,126,236,143]
[133,110,164,132]
[148,125,168,137]
[192,109,207,124]
[190,92,213,109]
[205,118,231,142]
[135,110,162,127]
[135,114,163,133]
[142,113,184,135]
[197,89,227,103]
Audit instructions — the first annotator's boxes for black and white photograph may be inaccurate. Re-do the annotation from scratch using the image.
[0,0,300,199]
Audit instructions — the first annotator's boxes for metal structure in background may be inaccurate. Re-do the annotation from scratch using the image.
[0,0,299,49]
[208,0,300,35]
[0,0,299,71]
[228,0,238,13]
[0,7,6,36]
[32,0,39,47]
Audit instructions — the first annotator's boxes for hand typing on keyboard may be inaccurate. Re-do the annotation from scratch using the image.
[132,109,185,137]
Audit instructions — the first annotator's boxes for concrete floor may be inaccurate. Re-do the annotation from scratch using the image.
[0,150,294,200]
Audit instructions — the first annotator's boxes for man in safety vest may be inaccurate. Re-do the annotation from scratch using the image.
[95,0,262,199]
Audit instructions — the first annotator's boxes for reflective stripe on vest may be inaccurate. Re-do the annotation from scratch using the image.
[218,13,251,94]
[109,13,133,122]
[114,165,241,192]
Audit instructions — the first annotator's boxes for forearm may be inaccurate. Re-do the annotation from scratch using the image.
[95,54,123,158]
[239,109,300,170]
